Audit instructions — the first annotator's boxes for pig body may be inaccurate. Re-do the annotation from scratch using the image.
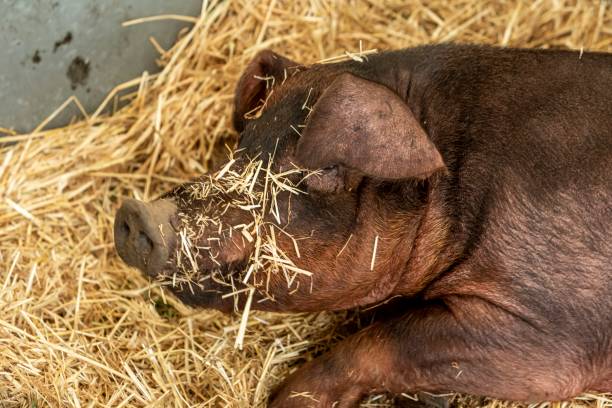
[115,45,612,406]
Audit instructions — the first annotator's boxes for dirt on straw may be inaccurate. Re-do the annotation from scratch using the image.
[0,0,610,407]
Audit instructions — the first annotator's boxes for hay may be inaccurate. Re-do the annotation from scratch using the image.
[167,152,314,286]
[0,0,610,406]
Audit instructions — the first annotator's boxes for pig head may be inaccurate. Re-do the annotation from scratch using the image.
[114,49,446,312]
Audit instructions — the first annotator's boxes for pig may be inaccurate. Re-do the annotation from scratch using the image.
[114,44,612,407]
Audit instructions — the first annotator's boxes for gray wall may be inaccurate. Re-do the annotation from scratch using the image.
[0,0,201,134]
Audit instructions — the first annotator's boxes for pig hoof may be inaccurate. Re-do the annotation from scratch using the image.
[268,381,363,408]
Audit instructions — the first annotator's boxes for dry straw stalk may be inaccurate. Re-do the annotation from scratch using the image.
[1,0,610,407]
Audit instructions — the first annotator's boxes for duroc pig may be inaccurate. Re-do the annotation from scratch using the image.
[114,44,612,407]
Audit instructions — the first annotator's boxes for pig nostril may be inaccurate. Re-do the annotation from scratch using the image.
[121,222,130,237]
[138,231,154,256]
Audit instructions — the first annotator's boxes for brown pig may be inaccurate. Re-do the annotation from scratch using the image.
[114,44,612,407]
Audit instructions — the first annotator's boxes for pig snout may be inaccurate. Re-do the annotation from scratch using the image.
[114,198,178,277]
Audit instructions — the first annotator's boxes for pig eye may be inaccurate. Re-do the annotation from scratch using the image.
[304,166,345,194]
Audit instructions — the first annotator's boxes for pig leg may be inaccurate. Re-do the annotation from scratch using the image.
[269,297,588,408]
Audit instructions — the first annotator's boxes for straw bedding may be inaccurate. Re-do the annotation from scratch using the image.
[0,0,610,406]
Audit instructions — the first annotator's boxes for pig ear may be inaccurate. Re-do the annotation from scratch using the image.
[296,73,445,180]
[233,50,300,132]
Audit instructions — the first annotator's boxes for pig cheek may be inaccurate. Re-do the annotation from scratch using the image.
[216,234,253,265]
[288,240,341,289]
